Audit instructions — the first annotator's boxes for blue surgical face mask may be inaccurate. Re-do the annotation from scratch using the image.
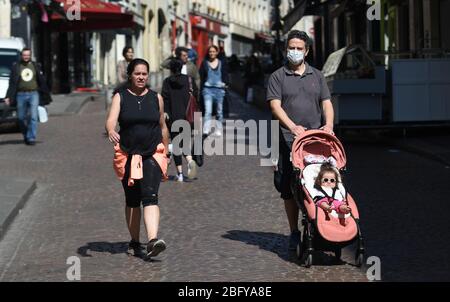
[287,49,305,65]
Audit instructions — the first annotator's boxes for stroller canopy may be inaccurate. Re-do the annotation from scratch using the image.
[291,130,347,170]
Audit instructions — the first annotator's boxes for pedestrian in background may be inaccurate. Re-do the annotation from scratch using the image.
[244,54,263,103]
[267,30,334,252]
[186,43,198,66]
[161,59,199,182]
[106,58,169,259]
[117,46,134,84]
[110,46,135,110]
[199,45,229,136]
[4,47,52,145]
[228,54,241,73]
[161,46,200,92]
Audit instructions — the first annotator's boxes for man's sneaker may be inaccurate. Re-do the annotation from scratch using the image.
[177,173,184,182]
[187,160,198,179]
[146,239,166,257]
[127,240,145,257]
[288,230,301,251]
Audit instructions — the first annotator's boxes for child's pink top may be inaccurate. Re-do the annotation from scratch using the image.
[316,197,347,213]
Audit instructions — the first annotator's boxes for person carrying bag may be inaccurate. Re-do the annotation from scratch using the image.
[162,59,202,180]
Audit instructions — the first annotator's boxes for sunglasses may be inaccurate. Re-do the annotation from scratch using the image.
[322,178,336,183]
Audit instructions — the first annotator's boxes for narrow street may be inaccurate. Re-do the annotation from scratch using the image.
[0,93,448,281]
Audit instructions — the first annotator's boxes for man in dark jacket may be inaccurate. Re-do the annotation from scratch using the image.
[4,48,51,145]
[161,46,200,91]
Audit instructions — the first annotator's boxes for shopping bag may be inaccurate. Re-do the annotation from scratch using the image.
[38,106,48,123]
[185,77,200,124]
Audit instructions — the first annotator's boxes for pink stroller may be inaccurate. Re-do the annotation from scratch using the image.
[290,130,365,267]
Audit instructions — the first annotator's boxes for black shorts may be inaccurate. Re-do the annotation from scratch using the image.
[121,155,162,208]
[274,139,294,200]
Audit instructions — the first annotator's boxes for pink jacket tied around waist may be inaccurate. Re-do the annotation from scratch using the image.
[113,143,169,186]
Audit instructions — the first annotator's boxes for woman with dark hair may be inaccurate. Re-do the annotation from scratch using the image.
[106,58,170,259]
[199,45,229,136]
[117,46,134,84]
[162,59,199,182]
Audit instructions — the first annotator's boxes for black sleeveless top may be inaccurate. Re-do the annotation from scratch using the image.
[118,89,162,157]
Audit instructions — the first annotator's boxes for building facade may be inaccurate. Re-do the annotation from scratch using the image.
[169,0,191,51]
[288,0,450,69]
[228,0,272,57]
[190,0,229,65]
[0,0,11,38]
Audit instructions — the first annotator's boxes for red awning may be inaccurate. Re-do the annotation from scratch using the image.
[50,0,134,31]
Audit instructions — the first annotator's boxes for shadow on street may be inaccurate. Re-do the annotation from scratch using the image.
[0,139,24,146]
[222,230,348,267]
[77,241,130,258]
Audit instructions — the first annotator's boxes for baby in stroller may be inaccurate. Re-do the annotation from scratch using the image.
[291,130,365,267]
[314,163,352,216]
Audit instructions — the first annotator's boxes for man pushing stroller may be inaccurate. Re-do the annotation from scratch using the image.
[267,30,334,251]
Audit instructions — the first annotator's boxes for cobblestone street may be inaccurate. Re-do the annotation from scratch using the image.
[0,92,448,282]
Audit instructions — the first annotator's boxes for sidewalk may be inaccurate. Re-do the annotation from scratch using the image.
[47,92,104,116]
[0,177,36,240]
[0,92,105,241]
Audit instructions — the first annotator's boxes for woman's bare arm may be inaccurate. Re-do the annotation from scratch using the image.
[158,94,170,153]
[105,93,121,144]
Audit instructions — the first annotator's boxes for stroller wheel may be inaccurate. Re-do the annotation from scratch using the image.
[296,243,301,259]
[296,241,304,259]
[305,254,313,268]
[355,252,364,268]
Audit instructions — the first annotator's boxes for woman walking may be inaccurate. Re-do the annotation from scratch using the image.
[199,45,229,136]
[162,59,199,182]
[106,58,169,259]
[117,46,134,84]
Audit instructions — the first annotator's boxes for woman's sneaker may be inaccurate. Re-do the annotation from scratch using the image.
[177,173,184,182]
[127,240,145,257]
[146,239,166,258]
[187,160,198,179]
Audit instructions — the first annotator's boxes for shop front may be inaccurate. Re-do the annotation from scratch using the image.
[42,0,135,93]
[190,14,228,67]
